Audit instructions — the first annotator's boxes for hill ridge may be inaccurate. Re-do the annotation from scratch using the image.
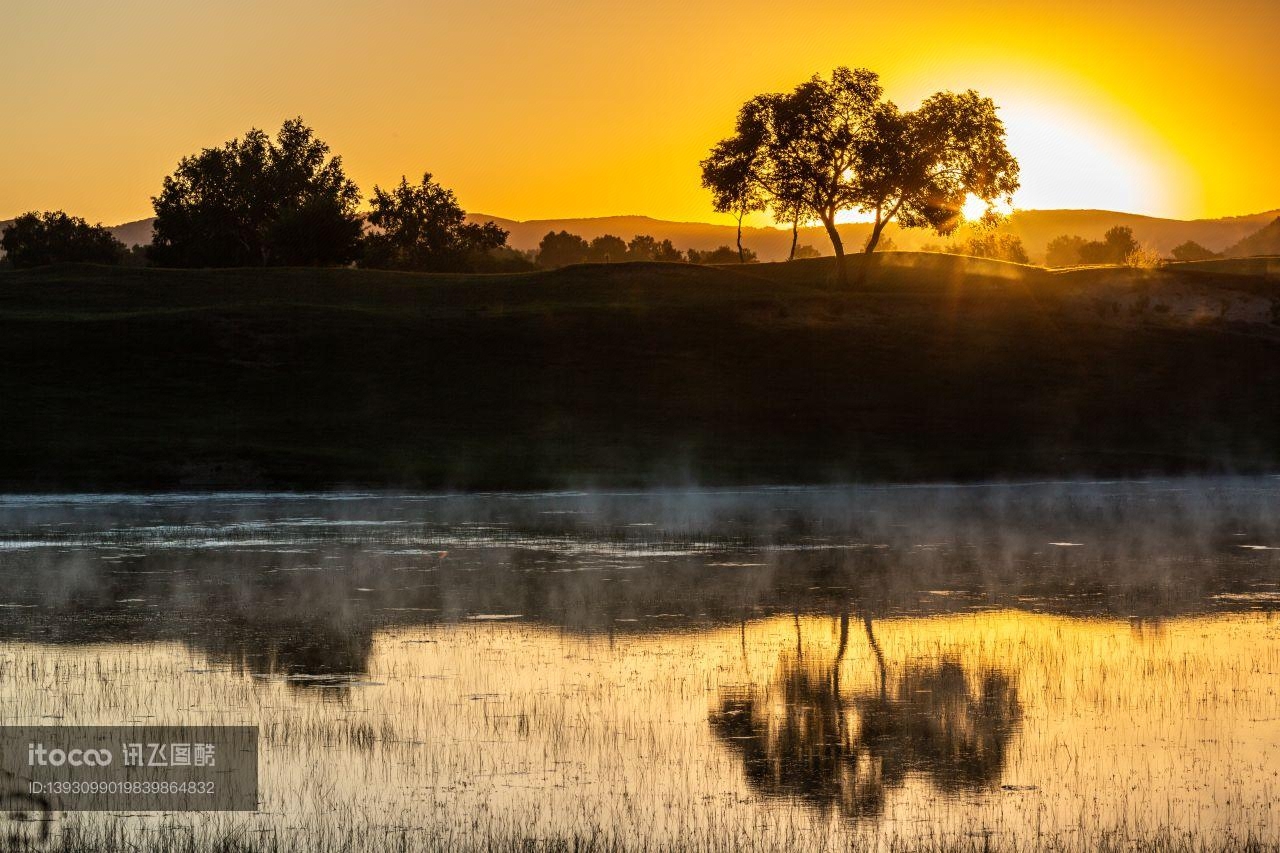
[5,208,1280,263]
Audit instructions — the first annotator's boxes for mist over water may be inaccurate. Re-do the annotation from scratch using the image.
[1,479,1278,851]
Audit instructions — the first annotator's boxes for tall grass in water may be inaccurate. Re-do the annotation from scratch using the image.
[2,610,1279,852]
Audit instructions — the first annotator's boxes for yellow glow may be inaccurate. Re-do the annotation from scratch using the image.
[1,0,1275,225]
[993,82,1198,216]
[3,611,1278,847]
[961,195,990,221]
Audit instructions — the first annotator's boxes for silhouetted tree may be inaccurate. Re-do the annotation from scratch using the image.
[1045,234,1087,267]
[588,234,628,263]
[704,68,1018,281]
[689,245,757,264]
[1171,240,1218,262]
[855,90,1018,256]
[149,118,362,267]
[725,70,882,270]
[793,244,823,259]
[952,232,1029,263]
[626,234,660,260]
[652,238,685,262]
[1,211,125,268]
[1079,226,1137,265]
[536,231,590,268]
[361,173,508,272]
[121,243,151,267]
[475,246,538,273]
[700,125,767,262]
[535,231,689,267]
[626,235,687,263]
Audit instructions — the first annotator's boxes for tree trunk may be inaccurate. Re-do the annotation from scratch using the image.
[863,614,887,702]
[833,611,850,694]
[788,215,799,261]
[820,214,846,283]
[736,212,745,263]
[864,218,888,254]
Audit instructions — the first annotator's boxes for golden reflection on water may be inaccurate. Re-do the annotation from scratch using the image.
[2,610,1279,850]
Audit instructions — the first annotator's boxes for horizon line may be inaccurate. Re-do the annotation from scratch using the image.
[7,206,1278,232]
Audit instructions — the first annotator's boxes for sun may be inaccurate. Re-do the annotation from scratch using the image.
[961,195,990,221]
[994,88,1192,216]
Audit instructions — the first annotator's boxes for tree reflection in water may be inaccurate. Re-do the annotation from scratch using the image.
[710,613,1020,820]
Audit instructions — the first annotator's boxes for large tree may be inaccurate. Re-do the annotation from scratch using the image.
[149,118,363,267]
[1078,226,1137,265]
[362,173,508,272]
[587,234,628,263]
[536,231,590,268]
[1045,234,1088,268]
[1171,240,1218,262]
[1,211,125,268]
[702,68,1019,280]
[855,91,1019,255]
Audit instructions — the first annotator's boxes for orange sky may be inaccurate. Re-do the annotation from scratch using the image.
[3,0,1278,226]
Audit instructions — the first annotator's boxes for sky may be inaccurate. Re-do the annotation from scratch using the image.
[3,0,1278,227]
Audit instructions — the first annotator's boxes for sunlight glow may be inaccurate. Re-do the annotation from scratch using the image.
[2,0,1269,224]
[961,195,990,221]
[995,89,1195,216]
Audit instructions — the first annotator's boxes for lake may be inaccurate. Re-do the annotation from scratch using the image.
[1,480,1278,852]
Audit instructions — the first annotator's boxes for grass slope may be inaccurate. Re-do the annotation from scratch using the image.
[1,254,1278,491]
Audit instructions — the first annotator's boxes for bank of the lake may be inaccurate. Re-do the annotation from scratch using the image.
[1,253,1278,491]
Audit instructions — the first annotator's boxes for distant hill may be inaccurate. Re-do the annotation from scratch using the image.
[0,216,155,249]
[1225,216,1280,257]
[4,209,1279,264]
[105,218,157,248]
[996,209,1280,262]
[467,209,1280,263]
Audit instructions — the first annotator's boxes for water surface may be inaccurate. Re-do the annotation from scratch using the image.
[1,481,1278,851]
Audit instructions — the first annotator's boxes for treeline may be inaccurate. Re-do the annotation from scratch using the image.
[3,120,527,273]
[0,116,804,274]
[918,233,1029,264]
[0,211,142,269]
[1043,226,1162,268]
[1,119,526,272]
[531,231,823,267]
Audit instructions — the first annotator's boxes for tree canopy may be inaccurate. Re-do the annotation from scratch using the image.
[1079,226,1138,265]
[535,231,687,267]
[702,68,1019,280]
[951,232,1029,264]
[0,211,125,269]
[1045,227,1142,267]
[149,118,363,268]
[687,245,758,264]
[700,129,767,262]
[1045,234,1089,268]
[362,173,509,272]
[1171,240,1219,262]
[625,234,684,262]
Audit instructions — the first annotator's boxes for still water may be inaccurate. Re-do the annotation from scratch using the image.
[1,480,1278,851]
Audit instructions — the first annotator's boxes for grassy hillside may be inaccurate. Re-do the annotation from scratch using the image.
[1226,216,1280,257]
[1,254,1278,491]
